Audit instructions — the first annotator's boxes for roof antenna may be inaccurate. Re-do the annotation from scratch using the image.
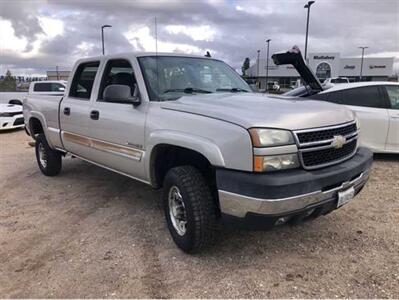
[155,16,160,101]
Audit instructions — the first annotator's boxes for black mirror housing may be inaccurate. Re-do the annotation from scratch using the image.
[103,84,141,106]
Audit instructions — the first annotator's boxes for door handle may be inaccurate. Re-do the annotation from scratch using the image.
[90,110,100,120]
[63,107,70,115]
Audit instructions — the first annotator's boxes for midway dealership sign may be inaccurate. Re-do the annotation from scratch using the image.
[314,55,335,60]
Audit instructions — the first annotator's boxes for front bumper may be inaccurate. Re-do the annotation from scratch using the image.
[0,115,24,130]
[216,147,373,226]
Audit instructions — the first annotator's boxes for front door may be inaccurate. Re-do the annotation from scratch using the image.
[384,85,399,152]
[87,58,147,181]
[60,61,101,158]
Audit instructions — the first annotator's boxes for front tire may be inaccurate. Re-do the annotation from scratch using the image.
[35,134,62,176]
[163,166,218,253]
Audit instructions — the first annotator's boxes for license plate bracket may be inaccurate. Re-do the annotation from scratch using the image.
[337,186,355,207]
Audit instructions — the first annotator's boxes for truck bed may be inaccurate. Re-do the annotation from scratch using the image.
[23,94,64,149]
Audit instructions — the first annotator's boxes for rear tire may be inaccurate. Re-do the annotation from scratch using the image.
[163,166,218,253]
[35,133,62,176]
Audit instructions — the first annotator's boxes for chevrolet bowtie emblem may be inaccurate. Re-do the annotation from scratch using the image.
[331,135,346,149]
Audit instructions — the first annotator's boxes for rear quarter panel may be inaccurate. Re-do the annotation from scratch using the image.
[24,94,64,149]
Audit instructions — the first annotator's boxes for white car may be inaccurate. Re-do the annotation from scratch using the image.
[0,103,24,130]
[283,81,399,153]
[310,82,399,153]
[274,50,398,154]
[0,80,67,131]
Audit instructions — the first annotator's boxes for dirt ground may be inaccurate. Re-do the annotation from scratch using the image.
[0,129,398,298]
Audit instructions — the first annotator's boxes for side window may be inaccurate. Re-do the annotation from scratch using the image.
[310,91,342,103]
[51,83,65,92]
[98,59,136,101]
[33,82,51,92]
[308,93,328,101]
[341,86,386,108]
[69,61,100,99]
[385,85,399,109]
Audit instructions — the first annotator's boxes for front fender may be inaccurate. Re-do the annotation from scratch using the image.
[145,129,225,169]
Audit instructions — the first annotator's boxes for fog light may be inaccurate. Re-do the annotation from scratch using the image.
[275,216,291,226]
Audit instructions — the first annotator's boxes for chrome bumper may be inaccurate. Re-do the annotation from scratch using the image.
[218,171,369,218]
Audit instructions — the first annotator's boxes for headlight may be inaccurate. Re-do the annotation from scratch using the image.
[249,128,295,147]
[254,154,300,172]
[355,117,360,131]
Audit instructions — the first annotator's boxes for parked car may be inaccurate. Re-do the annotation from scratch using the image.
[280,62,399,153]
[0,103,24,130]
[24,50,373,253]
[0,81,67,132]
[310,82,399,153]
[323,77,350,85]
[28,80,67,97]
[0,80,67,105]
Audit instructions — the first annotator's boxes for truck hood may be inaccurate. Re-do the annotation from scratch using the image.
[160,93,354,130]
[0,104,23,113]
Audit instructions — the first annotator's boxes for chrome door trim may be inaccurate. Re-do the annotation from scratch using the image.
[62,131,144,161]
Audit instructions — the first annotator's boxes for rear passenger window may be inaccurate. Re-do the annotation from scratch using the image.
[385,85,399,109]
[33,82,52,92]
[69,62,100,99]
[341,86,386,108]
[51,83,65,92]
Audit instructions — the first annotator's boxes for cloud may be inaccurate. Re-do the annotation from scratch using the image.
[0,0,398,76]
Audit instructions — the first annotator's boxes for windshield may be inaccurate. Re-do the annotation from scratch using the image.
[138,56,252,101]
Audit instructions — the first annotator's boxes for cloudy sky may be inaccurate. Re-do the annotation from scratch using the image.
[0,0,398,76]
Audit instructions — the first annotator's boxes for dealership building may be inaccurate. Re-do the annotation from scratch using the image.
[246,52,394,89]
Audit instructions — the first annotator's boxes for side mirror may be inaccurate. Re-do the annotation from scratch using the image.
[103,84,141,106]
[58,87,65,91]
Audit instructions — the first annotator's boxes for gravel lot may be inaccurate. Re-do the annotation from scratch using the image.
[1,130,398,298]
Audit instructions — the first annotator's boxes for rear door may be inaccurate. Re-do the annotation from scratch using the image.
[383,85,399,152]
[60,61,101,158]
[339,86,389,152]
[87,58,147,180]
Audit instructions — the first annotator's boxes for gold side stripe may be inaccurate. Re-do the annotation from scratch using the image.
[62,131,143,161]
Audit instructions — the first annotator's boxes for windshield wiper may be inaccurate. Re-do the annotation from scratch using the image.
[216,88,249,93]
[163,87,212,94]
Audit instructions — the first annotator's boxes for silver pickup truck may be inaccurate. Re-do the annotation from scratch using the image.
[24,48,373,253]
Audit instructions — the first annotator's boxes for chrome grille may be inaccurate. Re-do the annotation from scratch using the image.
[297,123,357,144]
[294,121,358,170]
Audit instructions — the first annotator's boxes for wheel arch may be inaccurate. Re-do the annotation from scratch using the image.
[146,131,225,189]
[27,112,48,139]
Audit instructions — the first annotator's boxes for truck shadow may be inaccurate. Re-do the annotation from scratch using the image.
[59,157,351,260]
[0,127,24,134]
[373,153,399,162]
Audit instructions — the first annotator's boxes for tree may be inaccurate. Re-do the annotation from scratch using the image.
[241,57,250,76]
[0,70,17,92]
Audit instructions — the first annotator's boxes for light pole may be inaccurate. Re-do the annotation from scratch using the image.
[101,25,112,55]
[265,39,271,92]
[256,50,260,88]
[358,46,368,81]
[304,1,315,62]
